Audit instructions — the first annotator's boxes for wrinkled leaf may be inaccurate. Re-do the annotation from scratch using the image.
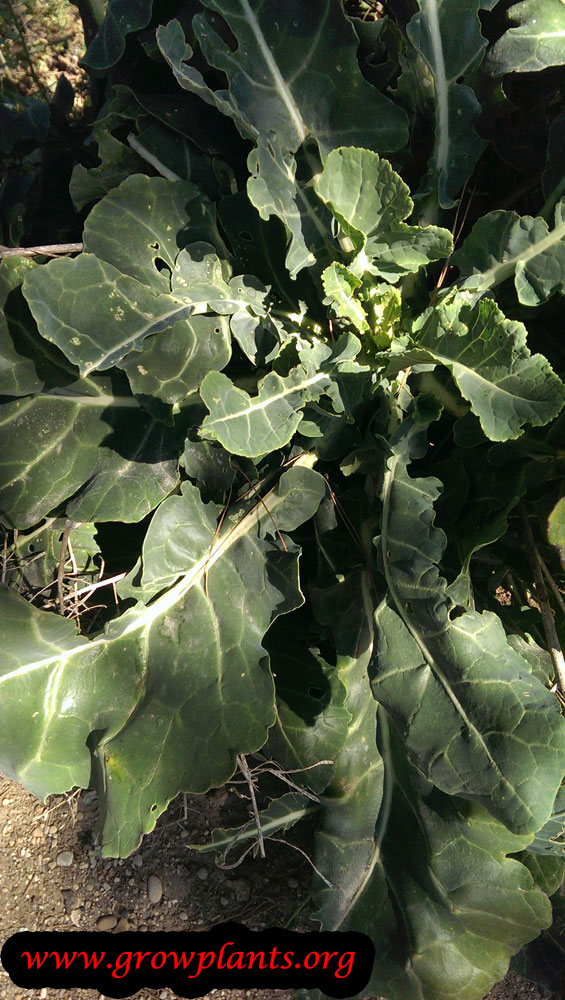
[372,422,565,835]
[391,295,564,441]
[314,147,453,280]
[453,198,565,306]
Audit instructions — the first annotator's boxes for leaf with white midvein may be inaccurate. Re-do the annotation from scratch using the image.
[0,378,179,528]
[388,295,564,441]
[183,791,317,862]
[372,421,565,835]
[156,1,408,276]
[453,198,565,306]
[314,148,453,280]
[200,334,363,458]
[486,0,565,76]
[302,570,553,1000]
[21,177,262,391]
[0,460,326,857]
[406,0,498,207]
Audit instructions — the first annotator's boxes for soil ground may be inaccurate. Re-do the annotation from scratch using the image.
[0,775,550,1000]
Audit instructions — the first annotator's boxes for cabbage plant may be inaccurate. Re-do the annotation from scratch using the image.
[1,1,565,998]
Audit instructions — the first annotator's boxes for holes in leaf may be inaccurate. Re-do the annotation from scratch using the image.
[308,686,324,700]
[154,257,172,277]
[449,605,466,621]
[150,803,158,812]
[214,327,220,334]
[239,231,253,242]
[150,242,159,250]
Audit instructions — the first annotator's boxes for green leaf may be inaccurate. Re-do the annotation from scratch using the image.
[184,791,316,861]
[372,422,565,835]
[321,263,368,333]
[0,256,45,397]
[0,460,325,856]
[82,0,153,71]
[486,0,565,76]
[69,130,146,211]
[156,1,408,275]
[314,147,453,280]
[264,641,349,794]
[308,574,552,1000]
[453,198,565,306]
[548,497,565,569]
[10,519,100,592]
[0,380,179,528]
[406,0,498,207]
[392,295,565,441]
[200,335,363,458]
[529,782,565,857]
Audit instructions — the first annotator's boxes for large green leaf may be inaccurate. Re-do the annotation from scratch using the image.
[390,295,564,441]
[156,0,408,275]
[453,198,565,306]
[307,574,552,1000]
[0,379,179,528]
[200,334,364,458]
[372,423,565,835]
[21,179,272,401]
[406,0,497,207]
[0,461,325,856]
[82,0,153,71]
[486,0,565,76]
[314,147,453,280]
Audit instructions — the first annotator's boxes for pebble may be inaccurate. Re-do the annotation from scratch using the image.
[288,876,299,889]
[56,851,73,867]
[70,909,82,927]
[179,911,189,921]
[131,855,143,868]
[96,915,118,931]
[196,866,209,881]
[147,874,163,904]
[231,879,250,902]
[115,918,133,932]
[220,897,229,907]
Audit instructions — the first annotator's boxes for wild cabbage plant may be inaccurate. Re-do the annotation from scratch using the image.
[1,2,564,998]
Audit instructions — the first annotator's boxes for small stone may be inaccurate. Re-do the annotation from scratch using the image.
[288,876,299,889]
[70,909,82,927]
[147,874,163,904]
[179,911,189,921]
[196,866,209,881]
[231,879,250,902]
[115,918,133,932]
[56,851,73,867]
[131,855,143,868]
[220,897,229,907]
[96,915,118,931]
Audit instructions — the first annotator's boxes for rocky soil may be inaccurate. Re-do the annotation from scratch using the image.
[0,774,551,1000]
